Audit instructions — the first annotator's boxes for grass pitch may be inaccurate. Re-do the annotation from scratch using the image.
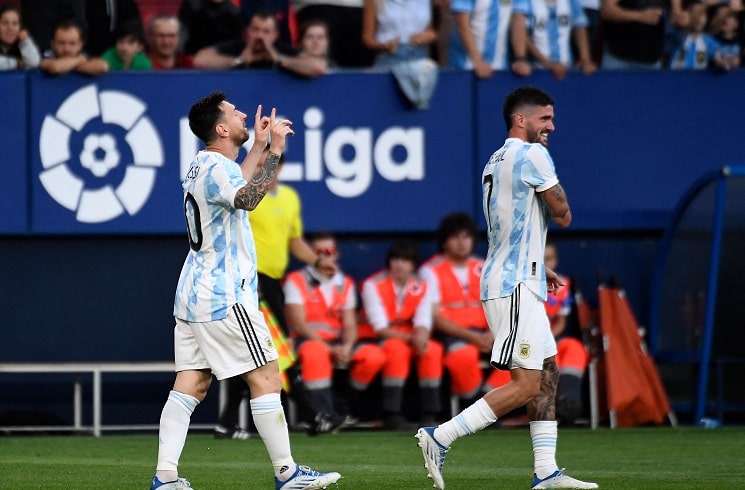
[1,426,743,489]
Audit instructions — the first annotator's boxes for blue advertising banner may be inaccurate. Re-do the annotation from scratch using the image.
[0,73,28,233]
[475,71,745,230]
[29,71,475,234]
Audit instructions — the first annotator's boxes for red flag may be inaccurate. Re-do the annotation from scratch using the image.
[599,286,671,427]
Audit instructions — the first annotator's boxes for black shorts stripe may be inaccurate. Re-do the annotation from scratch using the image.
[495,286,520,370]
[232,304,268,367]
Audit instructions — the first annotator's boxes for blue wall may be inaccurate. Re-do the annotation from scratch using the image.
[1,69,742,424]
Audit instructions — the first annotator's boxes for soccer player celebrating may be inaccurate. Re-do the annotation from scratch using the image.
[150,93,341,490]
[415,86,597,490]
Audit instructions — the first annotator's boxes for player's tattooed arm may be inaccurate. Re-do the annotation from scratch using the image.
[539,183,572,228]
[234,152,281,210]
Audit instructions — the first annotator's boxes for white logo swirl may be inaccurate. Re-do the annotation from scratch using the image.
[38,84,164,223]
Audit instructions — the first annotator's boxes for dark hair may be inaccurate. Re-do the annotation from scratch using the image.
[436,212,477,251]
[188,91,226,144]
[299,18,330,40]
[0,3,20,20]
[308,230,335,243]
[250,8,278,26]
[53,19,85,42]
[503,86,554,131]
[387,239,420,268]
[114,19,145,44]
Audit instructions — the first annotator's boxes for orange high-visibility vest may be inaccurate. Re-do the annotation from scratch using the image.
[545,274,571,328]
[365,270,428,333]
[426,255,487,329]
[285,269,354,341]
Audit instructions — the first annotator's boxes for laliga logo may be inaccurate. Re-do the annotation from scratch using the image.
[179,106,424,198]
[282,107,424,198]
[39,84,164,223]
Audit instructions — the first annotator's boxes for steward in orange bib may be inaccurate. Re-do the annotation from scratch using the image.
[421,213,506,408]
[360,240,443,429]
[284,232,385,425]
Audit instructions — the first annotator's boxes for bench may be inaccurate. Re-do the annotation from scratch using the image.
[0,362,221,437]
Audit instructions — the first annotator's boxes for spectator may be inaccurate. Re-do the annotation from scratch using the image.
[284,231,385,426]
[40,19,107,75]
[578,0,602,64]
[362,0,439,109]
[360,239,443,430]
[0,3,40,70]
[82,0,143,57]
[146,13,194,69]
[420,212,506,410]
[241,0,295,51]
[600,0,666,69]
[543,241,590,425]
[194,9,329,77]
[447,0,531,77]
[293,17,334,74]
[294,0,375,67]
[20,0,141,57]
[19,0,76,55]
[431,0,452,65]
[178,0,242,55]
[512,0,597,80]
[99,19,151,71]
[669,2,724,69]
[711,6,741,70]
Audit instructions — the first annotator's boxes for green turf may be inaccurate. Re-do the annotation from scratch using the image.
[1,427,744,489]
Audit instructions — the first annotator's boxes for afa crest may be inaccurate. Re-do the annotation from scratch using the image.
[518,341,530,359]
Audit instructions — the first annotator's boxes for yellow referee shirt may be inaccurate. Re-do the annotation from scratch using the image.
[249,184,303,279]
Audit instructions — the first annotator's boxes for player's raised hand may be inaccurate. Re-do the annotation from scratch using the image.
[253,104,270,147]
[267,107,295,154]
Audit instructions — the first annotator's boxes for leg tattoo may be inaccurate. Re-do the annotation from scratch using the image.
[527,358,559,421]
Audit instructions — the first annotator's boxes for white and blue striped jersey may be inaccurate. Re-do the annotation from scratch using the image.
[448,0,514,70]
[669,33,720,70]
[513,0,587,66]
[174,150,258,322]
[480,138,559,301]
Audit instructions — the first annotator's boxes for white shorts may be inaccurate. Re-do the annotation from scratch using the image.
[484,284,557,371]
[174,303,279,380]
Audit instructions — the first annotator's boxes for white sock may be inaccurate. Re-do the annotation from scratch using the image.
[434,398,497,447]
[250,393,296,480]
[155,390,199,483]
[530,420,559,479]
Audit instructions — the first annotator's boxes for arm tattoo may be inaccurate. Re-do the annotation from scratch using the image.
[526,358,559,421]
[543,184,570,219]
[234,152,281,210]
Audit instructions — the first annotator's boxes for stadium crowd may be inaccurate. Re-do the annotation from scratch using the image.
[4,0,743,79]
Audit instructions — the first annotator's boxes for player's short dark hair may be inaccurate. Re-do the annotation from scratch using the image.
[503,86,554,131]
[436,212,477,251]
[387,239,420,268]
[188,91,226,144]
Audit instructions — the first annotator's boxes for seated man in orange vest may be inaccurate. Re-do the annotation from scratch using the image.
[360,239,444,430]
[420,212,505,409]
[283,231,385,428]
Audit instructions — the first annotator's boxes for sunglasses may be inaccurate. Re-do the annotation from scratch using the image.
[314,246,338,256]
